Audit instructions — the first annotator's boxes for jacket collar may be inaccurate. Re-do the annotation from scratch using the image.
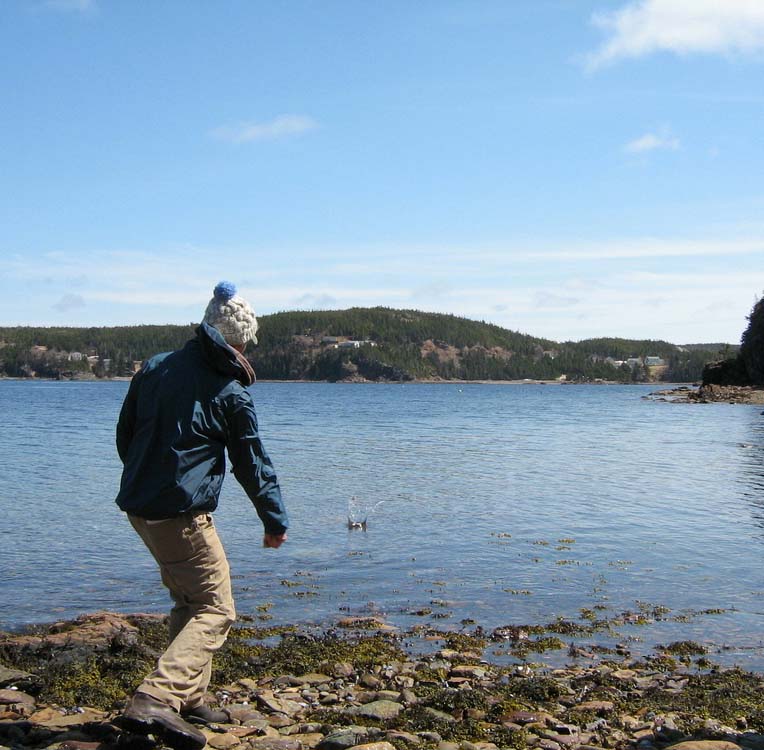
[195,322,256,387]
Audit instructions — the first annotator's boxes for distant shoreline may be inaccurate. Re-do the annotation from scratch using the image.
[0,375,693,386]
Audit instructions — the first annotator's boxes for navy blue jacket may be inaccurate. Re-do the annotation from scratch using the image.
[115,323,288,535]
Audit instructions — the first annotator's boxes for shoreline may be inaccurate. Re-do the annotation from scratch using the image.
[0,376,689,386]
[2,610,764,750]
[648,384,764,405]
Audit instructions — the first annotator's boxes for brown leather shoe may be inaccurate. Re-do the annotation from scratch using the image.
[181,704,229,725]
[119,692,207,750]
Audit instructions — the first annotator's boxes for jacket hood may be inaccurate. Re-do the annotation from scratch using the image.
[196,322,256,386]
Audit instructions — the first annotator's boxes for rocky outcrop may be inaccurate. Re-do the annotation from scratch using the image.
[649,385,764,404]
[3,613,764,750]
[703,296,764,389]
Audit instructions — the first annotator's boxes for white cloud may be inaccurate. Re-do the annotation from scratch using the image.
[588,0,764,68]
[211,115,318,144]
[52,293,86,312]
[3,238,763,342]
[624,130,680,153]
[533,292,582,309]
[293,293,339,309]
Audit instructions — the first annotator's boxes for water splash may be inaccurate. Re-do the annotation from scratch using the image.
[347,495,385,530]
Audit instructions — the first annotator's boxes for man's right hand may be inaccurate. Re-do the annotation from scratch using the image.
[263,533,287,548]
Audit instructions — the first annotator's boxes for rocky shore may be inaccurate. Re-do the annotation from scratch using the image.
[3,612,764,750]
[647,385,764,405]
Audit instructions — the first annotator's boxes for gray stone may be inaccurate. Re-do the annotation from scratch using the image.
[294,674,332,686]
[667,743,742,750]
[424,708,457,724]
[400,689,418,705]
[359,674,382,690]
[0,689,34,707]
[418,732,442,743]
[318,727,374,750]
[249,740,302,750]
[450,666,488,680]
[347,700,402,721]
[385,731,421,745]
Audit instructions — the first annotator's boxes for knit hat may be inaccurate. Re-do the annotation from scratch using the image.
[202,281,259,346]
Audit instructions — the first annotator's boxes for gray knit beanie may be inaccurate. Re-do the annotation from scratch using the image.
[202,281,259,346]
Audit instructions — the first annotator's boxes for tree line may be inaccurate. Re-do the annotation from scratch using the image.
[0,308,730,383]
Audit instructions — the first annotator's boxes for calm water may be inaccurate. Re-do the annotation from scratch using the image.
[2,380,764,667]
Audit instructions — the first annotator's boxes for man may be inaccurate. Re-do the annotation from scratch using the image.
[115,281,288,750]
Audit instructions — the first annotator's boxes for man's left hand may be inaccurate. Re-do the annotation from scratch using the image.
[263,533,287,548]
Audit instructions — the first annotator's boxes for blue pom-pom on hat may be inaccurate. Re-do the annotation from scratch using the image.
[203,280,258,346]
[213,281,237,301]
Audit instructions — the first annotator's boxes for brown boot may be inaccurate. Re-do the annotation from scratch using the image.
[119,692,207,750]
[181,704,229,725]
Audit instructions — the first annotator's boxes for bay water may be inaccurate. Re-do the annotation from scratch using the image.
[2,380,763,667]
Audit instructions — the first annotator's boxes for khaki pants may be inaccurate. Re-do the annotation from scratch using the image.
[129,513,236,712]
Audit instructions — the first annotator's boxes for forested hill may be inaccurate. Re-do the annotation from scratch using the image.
[0,307,732,383]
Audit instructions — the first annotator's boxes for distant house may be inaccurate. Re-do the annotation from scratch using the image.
[322,336,339,344]
[626,357,643,368]
[337,340,377,349]
[645,356,666,367]
[68,352,84,362]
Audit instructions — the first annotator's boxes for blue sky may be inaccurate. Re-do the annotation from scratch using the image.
[2,0,763,344]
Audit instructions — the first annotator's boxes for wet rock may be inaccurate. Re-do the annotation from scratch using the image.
[347,743,396,750]
[281,723,324,736]
[227,704,269,723]
[318,726,376,750]
[610,669,637,681]
[0,667,34,689]
[572,701,614,714]
[257,692,306,718]
[450,665,488,680]
[423,708,457,724]
[359,674,382,690]
[237,678,261,691]
[0,612,157,668]
[206,731,242,748]
[347,700,402,721]
[502,710,552,726]
[28,707,108,728]
[228,726,272,739]
[336,617,393,631]
[0,689,35,716]
[371,691,402,703]
[418,731,442,743]
[400,689,418,705]
[293,733,325,748]
[268,715,297,729]
[385,730,421,745]
[666,743,742,750]
[293,674,332,687]
[331,663,355,679]
[249,739,302,750]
